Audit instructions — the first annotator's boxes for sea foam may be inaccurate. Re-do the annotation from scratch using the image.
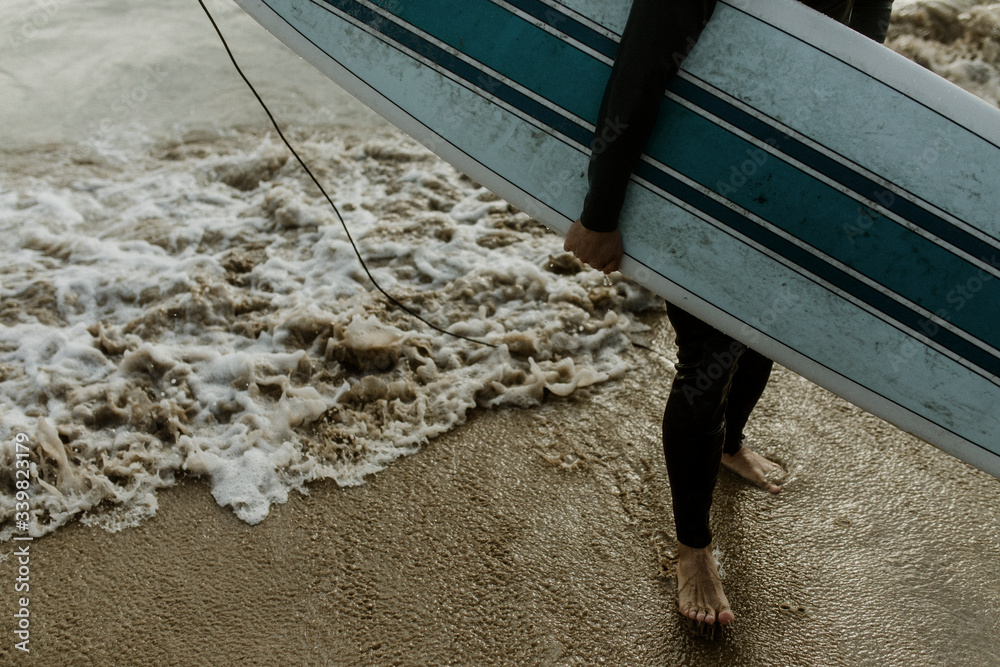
[0,129,659,536]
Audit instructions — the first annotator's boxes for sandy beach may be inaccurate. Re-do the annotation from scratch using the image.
[3,313,999,665]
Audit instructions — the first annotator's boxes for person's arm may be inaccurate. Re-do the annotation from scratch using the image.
[566,0,717,273]
[847,0,894,43]
[580,0,717,233]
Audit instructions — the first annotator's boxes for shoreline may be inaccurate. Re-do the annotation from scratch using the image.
[3,316,999,665]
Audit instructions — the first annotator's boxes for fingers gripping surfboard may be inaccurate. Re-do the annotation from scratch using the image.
[232,0,1000,479]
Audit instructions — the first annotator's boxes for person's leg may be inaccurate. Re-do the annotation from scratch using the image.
[663,304,746,626]
[720,349,784,493]
[722,348,773,456]
[663,304,741,549]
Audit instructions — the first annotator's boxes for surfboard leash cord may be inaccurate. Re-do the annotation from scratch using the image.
[196,0,498,349]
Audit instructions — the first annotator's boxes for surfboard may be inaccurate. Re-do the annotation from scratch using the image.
[232,0,1000,479]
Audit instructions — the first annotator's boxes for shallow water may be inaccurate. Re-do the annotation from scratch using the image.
[887,0,1000,105]
[1,0,376,149]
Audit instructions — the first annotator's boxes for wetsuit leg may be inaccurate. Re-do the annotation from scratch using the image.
[722,348,774,455]
[663,304,765,548]
[659,0,893,550]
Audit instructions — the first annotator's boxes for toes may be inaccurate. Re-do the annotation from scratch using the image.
[684,606,731,629]
[753,474,780,493]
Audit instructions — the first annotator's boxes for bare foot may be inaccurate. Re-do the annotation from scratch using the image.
[676,542,735,627]
[721,447,784,493]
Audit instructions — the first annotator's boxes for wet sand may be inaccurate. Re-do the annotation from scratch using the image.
[2,314,998,665]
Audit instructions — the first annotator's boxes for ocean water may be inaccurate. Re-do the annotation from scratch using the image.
[1,0,999,538]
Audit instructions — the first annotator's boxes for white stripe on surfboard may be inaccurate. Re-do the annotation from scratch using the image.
[634,156,1000,385]
[635,164,1000,388]
[312,0,594,147]
[526,0,621,41]
[489,0,614,64]
[676,70,1000,254]
[722,0,1000,153]
[343,0,596,131]
[666,82,1000,282]
[640,152,1000,378]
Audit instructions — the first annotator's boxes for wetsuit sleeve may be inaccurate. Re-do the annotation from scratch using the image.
[579,0,718,232]
[848,0,894,43]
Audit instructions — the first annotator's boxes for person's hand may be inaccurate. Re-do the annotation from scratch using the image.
[563,219,623,274]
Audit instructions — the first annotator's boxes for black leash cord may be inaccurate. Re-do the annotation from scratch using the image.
[196,0,497,349]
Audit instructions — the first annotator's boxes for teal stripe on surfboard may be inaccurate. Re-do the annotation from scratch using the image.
[235,0,1000,475]
[378,0,607,122]
[648,99,1000,356]
[314,0,1000,378]
[697,1,1000,240]
[316,0,596,143]
[321,0,1000,279]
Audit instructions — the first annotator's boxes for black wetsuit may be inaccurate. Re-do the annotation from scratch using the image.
[580,0,894,548]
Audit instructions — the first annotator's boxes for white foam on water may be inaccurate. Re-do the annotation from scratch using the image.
[886,1,1000,106]
[0,129,661,536]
